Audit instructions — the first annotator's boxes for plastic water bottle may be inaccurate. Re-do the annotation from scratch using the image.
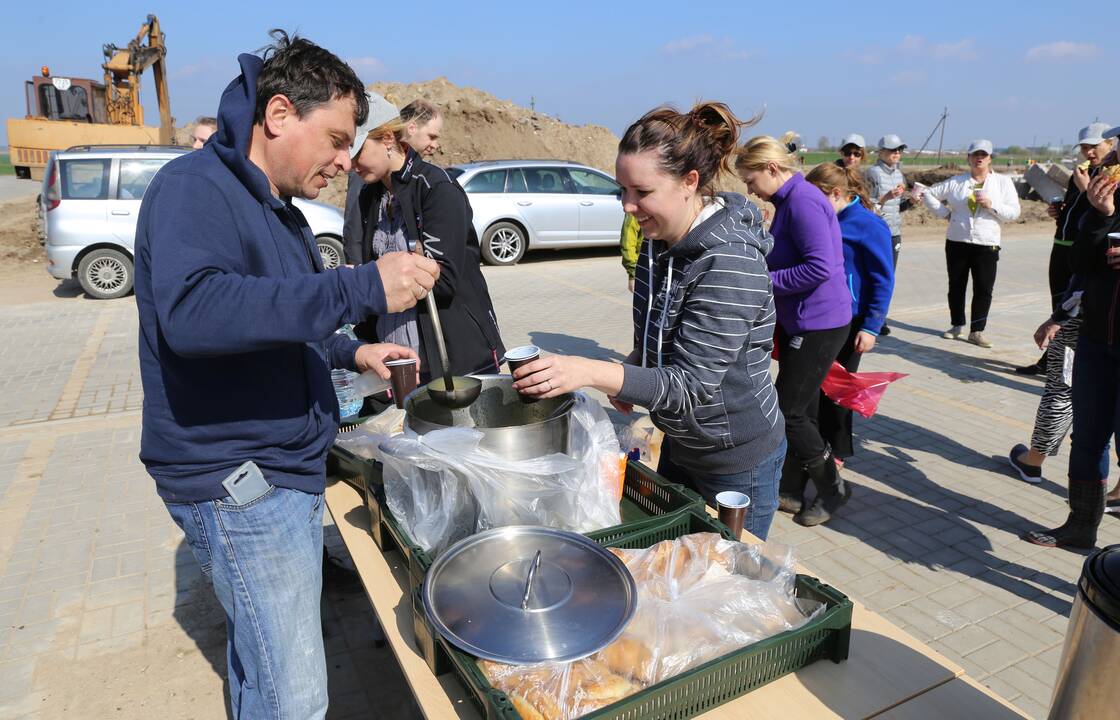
[332,369,363,420]
[332,325,363,420]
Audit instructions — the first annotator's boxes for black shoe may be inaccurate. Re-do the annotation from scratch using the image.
[794,481,852,527]
[1014,362,1045,376]
[1007,444,1042,484]
[778,493,803,514]
[879,325,891,337]
[1106,498,1120,515]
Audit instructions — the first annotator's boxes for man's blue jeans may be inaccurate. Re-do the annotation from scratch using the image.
[657,437,787,540]
[165,486,328,720]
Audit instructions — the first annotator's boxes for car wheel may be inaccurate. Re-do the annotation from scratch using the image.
[77,248,133,300]
[317,235,345,269]
[481,222,527,266]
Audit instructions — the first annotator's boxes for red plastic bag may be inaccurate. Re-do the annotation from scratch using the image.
[821,362,907,418]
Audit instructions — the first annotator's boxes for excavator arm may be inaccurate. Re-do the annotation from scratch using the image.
[102,14,172,143]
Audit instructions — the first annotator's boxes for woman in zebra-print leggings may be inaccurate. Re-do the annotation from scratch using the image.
[1008,310,1082,483]
[1010,295,1120,512]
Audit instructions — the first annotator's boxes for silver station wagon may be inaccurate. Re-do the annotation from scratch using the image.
[40,146,347,299]
[447,160,624,266]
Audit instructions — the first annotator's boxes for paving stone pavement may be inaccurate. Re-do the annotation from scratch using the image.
[1,229,1117,719]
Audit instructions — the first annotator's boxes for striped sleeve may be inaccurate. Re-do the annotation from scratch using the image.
[617,246,768,415]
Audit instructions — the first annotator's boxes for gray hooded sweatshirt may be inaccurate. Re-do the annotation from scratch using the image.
[617,193,785,476]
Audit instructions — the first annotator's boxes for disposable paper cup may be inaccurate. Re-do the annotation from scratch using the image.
[716,491,751,541]
[504,345,541,403]
[386,359,418,409]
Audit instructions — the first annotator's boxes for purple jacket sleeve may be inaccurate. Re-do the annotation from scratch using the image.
[770,200,840,296]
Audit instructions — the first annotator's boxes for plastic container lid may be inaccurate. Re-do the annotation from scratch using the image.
[422,526,637,665]
[1081,544,1120,628]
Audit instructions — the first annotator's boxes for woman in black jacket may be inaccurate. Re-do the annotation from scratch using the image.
[1025,138,1120,549]
[343,93,504,379]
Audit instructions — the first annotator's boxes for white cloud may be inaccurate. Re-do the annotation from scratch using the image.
[1025,41,1100,62]
[895,35,978,61]
[660,35,755,62]
[347,56,386,76]
[661,35,713,54]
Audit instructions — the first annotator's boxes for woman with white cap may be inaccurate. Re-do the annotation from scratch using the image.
[913,140,1021,347]
[835,134,865,170]
[1024,124,1120,548]
[864,134,911,335]
[1008,123,1116,484]
[343,92,505,381]
[1015,122,1117,376]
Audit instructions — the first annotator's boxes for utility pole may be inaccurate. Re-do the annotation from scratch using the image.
[937,107,947,165]
[914,107,949,165]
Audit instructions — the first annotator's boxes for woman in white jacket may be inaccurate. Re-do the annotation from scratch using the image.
[914,140,1021,348]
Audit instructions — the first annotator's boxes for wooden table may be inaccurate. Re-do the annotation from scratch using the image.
[325,479,1029,719]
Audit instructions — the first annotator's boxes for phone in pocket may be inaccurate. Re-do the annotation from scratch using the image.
[221,461,271,505]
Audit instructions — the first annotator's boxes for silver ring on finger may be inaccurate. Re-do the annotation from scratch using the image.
[545,380,552,392]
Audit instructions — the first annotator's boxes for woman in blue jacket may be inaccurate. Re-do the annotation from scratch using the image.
[805,163,895,464]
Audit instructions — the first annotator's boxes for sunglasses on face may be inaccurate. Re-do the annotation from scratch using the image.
[843,149,863,157]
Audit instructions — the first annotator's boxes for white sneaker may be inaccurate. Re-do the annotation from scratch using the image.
[968,331,993,348]
[941,325,963,339]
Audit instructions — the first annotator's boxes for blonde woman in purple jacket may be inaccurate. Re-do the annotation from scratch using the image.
[736,134,853,527]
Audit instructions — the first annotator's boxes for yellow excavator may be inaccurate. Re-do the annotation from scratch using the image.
[8,14,174,179]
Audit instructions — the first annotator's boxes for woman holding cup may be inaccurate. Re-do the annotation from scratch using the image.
[913,140,1020,348]
[1024,128,1120,548]
[344,92,505,389]
[511,102,788,540]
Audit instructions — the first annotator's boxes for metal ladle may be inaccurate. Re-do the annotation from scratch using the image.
[411,237,481,409]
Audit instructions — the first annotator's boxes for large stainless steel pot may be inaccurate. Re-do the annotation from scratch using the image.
[404,375,572,461]
[1048,544,1120,718]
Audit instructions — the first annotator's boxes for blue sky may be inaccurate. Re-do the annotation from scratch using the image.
[4,1,1116,151]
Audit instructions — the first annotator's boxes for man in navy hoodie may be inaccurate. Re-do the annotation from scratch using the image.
[133,32,439,718]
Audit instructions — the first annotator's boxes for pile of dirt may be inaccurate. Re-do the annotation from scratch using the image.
[317,77,621,208]
[0,197,44,263]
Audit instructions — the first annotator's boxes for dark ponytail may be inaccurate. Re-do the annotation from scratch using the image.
[619,101,760,196]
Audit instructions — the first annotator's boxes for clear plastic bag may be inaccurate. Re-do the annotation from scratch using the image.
[333,407,407,460]
[478,534,824,720]
[378,393,622,555]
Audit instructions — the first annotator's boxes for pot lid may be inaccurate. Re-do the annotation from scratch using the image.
[422,526,637,665]
[1081,544,1120,627]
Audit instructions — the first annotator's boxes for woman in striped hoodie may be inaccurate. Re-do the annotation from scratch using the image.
[512,102,787,539]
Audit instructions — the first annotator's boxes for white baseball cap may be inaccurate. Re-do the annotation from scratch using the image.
[878,134,906,150]
[840,133,865,149]
[1079,123,1113,146]
[967,139,994,155]
[349,92,401,159]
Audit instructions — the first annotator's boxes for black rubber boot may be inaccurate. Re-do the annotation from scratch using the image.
[1024,478,1104,549]
[778,452,807,514]
[794,447,850,527]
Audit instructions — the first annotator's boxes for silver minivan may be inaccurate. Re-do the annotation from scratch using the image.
[40,146,347,299]
[447,160,624,266]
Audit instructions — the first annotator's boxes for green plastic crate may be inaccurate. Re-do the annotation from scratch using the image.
[367,460,705,591]
[327,443,382,495]
[421,509,853,720]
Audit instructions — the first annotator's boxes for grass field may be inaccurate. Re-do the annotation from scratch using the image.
[0,153,12,175]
